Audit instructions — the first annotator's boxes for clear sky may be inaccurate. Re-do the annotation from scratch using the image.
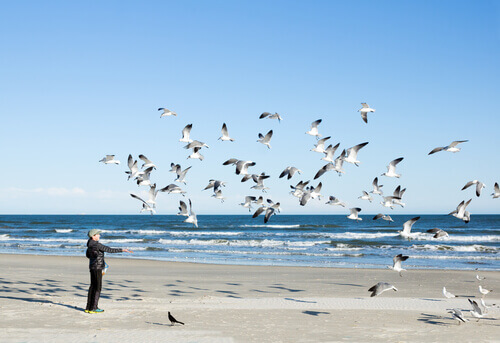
[0,1,499,215]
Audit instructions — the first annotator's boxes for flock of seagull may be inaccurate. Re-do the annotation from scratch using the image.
[99,104,498,325]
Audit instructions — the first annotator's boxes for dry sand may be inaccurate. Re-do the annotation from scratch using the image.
[0,254,498,342]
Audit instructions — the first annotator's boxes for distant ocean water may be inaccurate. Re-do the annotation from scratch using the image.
[0,215,498,270]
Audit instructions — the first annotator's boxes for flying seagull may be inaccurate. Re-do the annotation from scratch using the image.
[257,130,273,149]
[347,207,362,221]
[223,158,256,175]
[358,103,376,123]
[219,123,235,142]
[358,191,373,202]
[389,254,409,276]
[373,213,394,222]
[159,184,186,196]
[168,312,184,326]
[399,216,420,238]
[239,196,257,212]
[139,154,156,169]
[427,228,449,238]
[343,142,369,166]
[279,166,302,180]
[259,112,283,122]
[311,136,331,154]
[125,155,142,180]
[368,282,397,297]
[99,155,120,165]
[184,199,198,228]
[492,182,500,199]
[177,200,189,217]
[370,177,384,195]
[306,119,322,139]
[468,299,484,321]
[321,143,340,163]
[136,167,154,187]
[461,180,486,197]
[130,194,155,215]
[380,196,401,209]
[158,108,177,117]
[448,199,472,223]
[179,124,193,143]
[187,147,204,161]
[174,165,192,184]
[326,196,346,207]
[428,140,468,155]
[382,157,404,178]
[184,140,209,150]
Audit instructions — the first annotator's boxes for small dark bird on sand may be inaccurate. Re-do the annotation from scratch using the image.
[168,311,185,326]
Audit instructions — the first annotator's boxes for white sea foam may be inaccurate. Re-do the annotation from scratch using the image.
[55,229,73,233]
[304,232,397,239]
[410,244,498,253]
[411,234,500,242]
[165,248,363,258]
[158,238,329,248]
[0,236,87,243]
[241,224,301,229]
[168,231,244,236]
[410,255,499,260]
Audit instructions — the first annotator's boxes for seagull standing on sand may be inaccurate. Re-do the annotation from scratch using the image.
[168,312,184,326]
[179,124,193,143]
[443,286,456,299]
[479,285,492,297]
[382,157,404,178]
[219,123,235,142]
[492,183,500,198]
[99,155,120,165]
[306,119,322,139]
[448,309,468,324]
[159,108,177,117]
[347,208,362,221]
[399,216,420,238]
[462,180,486,197]
[428,140,468,155]
[257,130,273,149]
[368,282,397,297]
[343,142,369,166]
[389,254,409,276]
[476,274,486,281]
[358,103,376,123]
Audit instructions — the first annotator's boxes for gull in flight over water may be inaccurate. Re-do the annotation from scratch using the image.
[159,184,186,196]
[443,286,456,299]
[343,142,369,166]
[381,157,404,178]
[427,228,449,238]
[184,199,198,228]
[373,213,394,222]
[311,136,331,154]
[219,123,235,142]
[174,165,192,184]
[492,182,500,198]
[370,177,384,195]
[347,207,362,221]
[380,196,401,209]
[326,196,346,207]
[177,200,189,217]
[136,167,154,187]
[290,180,310,199]
[130,193,155,215]
[306,119,322,139]
[212,189,225,203]
[448,199,472,223]
[158,107,177,117]
[391,186,406,208]
[139,154,156,169]
[257,130,273,149]
[389,254,409,276]
[239,196,257,212]
[125,155,143,180]
[99,155,120,165]
[184,140,209,150]
[299,182,322,206]
[368,282,397,297]
[358,103,375,123]
[462,180,486,197]
[203,179,226,193]
[187,147,204,161]
[358,191,373,202]
[399,216,420,238]
[259,112,283,122]
[279,166,302,180]
[179,124,193,143]
[146,183,159,208]
[428,140,468,155]
[321,143,340,163]
[223,158,256,175]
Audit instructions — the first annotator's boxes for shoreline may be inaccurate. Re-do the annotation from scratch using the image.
[1,253,499,342]
[2,251,499,272]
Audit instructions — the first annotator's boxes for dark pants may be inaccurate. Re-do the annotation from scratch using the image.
[86,269,103,311]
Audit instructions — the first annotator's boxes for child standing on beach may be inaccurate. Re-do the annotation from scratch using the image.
[85,229,132,314]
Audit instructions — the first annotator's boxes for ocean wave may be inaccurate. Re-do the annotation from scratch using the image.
[55,229,73,233]
[165,248,363,258]
[410,244,498,253]
[304,232,398,239]
[167,231,244,236]
[411,234,500,242]
[410,255,500,260]
[158,238,330,248]
[240,224,301,228]
[0,236,87,243]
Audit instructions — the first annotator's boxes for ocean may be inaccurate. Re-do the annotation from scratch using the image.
[0,214,498,270]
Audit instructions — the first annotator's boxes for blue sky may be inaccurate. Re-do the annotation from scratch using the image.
[0,1,499,215]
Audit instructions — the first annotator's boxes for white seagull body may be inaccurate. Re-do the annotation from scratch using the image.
[358,103,376,123]
[159,184,186,196]
[492,182,500,198]
[358,191,373,202]
[326,196,346,207]
[399,216,420,238]
[321,143,340,163]
[382,157,404,178]
[175,166,192,184]
[343,142,369,166]
[223,158,256,175]
[370,177,384,195]
[159,107,177,117]
[389,254,409,276]
[259,112,283,122]
[219,123,234,142]
[130,193,155,215]
[427,228,449,238]
[373,213,394,222]
[179,124,193,143]
[187,147,204,161]
[428,140,468,155]
[239,196,257,212]
[462,180,486,197]
[347,207,362,221]
[139,154,156,169]
[311,136,331,153]
[305,119,322,139]
[449,199,472,223]
[368,282,397,297]
[99,155,120,165]
[279,166,302,180]
[184,199,198,228]
[257,130,273,149]
[442,286,456,298]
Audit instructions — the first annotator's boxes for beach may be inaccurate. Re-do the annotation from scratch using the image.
[0,254,498,342]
